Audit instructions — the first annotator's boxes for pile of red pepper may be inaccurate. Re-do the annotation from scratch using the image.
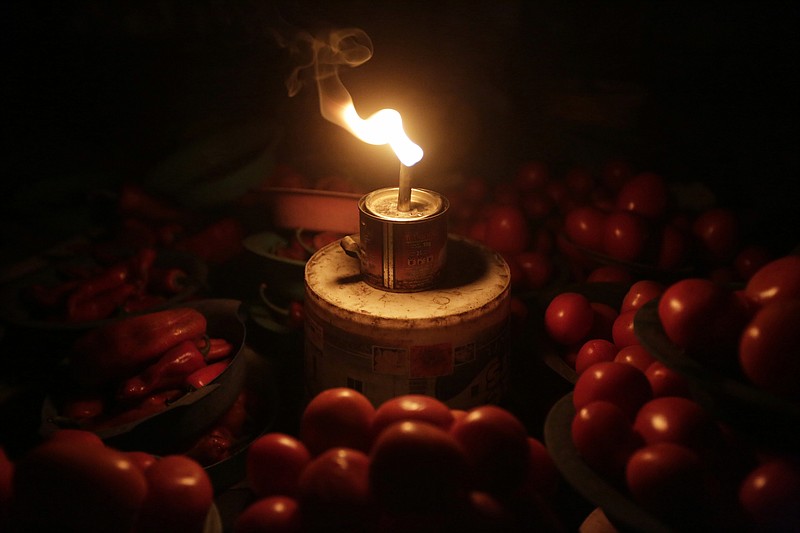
[57,307,237,441]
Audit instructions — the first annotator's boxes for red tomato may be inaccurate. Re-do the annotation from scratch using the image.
[738,458,800,532]
[11,440,148,531]
[655,222,690,272]
[544,292,595,346]
[614,344,656,372]
[611,308,639,348]
[587,302,619,342]
[575,339,618,375]
[739,299,800,399]
[615,171,669,219]
[46,428,105,447]
[620,280,664,313]
[657,278,748,363]
[523,437,559,496]
[644,361,691,398]
[137,455,214,533]
[299,387,375,456]
[371,420,468,513]
[625,442,707,518]
[545,180,573,212]
[564,206,607,252]
[744,255,800,307]
[603,210,651,263]
[482,204,531,254]
[600,158,634,191]
[733,245,773,281]
[633,397,723,453]
[565,165,596,199]
[450,405,530,496]
[692,207,740,265]
[0,447,13,524]
[571,400,642,481]
[572,361,652,419]
[124,450,157,472]
[586,265,633,283]
[371,394,454,440]
[234,495,302,533]
[298,447,371,530]
[514,161,551,191]
[514,250,555,289]
[520,191,555,221]
[247,433,311,498]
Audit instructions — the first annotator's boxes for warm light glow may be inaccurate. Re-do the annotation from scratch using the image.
[341,104,423,166]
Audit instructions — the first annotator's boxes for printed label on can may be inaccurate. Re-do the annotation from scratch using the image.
[304,304,509,409]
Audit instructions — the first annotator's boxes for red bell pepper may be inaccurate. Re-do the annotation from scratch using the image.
[70,307,208,386]
[185,359,229,389]
[66,282,137,323]
[59,392,105,422]
[23,279,80,312]
[87,389,183,431]
[195,336,234,363]
[184,426,234,466]
[127,246,157,289]
[120,293,168,314]
[66,261,130,310]
[116,340,207,402]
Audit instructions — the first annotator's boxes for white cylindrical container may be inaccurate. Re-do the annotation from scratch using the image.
[304,233,511,409]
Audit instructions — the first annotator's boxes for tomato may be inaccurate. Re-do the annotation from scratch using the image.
[491,182,521,206]
[11,439,148,531]
[371,394,454,441]
[743,255,800,307]
[46,428,105,447]
[625,442,708,518]
[564,206,607,252]
[633,397,723,454]
[738,458,800,532]
[586,265,633,283]
[572,361,652,419]
[136,454,214,533]
[644,361,691,398]
[614,344,656,372]
[600,158,634,191]
[482,204,530,255]
[657,278,749,363]
[124,450,158,472]
[246,433,311,498]
[586,302,619,342]
[692,207,740,265]
[733,245,773,281]
[739,299,800,399]
[615,171,669,219]
[544,292,595,346]
[450,409,468,424]
[370,420,468,513]
[620,280,664,313]
[0,447,12,524]
[523,437,559,496]
[571,400,642,481]
[449,405,531,495]
[603,210,651,263]
[655,222,690,272]
[520,191,555,221]
[565,165,596,199]
[298,447,371,531]
[514,250,555,289]
[299,387,375,456]
[611,308,639,348]
[464,490,516,531]
[545,180,574,212]
[234,495,302,533]
[575,339,618,375]
[514,160,550,191]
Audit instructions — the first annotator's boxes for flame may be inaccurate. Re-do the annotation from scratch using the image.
[275,26,423,167]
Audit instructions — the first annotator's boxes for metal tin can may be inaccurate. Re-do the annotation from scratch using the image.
[346,187,448,292]
[304,234,511,409]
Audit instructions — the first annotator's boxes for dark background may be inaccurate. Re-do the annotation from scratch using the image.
[3,1,798,258]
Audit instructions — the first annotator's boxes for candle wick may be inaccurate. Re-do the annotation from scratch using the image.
[397,163,412,211]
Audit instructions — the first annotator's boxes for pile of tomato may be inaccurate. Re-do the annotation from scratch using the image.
[0,429,215,532]
[237,388,561,533]
[541,253,800,531]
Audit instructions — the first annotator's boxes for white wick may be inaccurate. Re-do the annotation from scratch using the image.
[397,163,412,211]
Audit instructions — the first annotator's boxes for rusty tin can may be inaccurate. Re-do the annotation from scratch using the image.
[342,187,448,292]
